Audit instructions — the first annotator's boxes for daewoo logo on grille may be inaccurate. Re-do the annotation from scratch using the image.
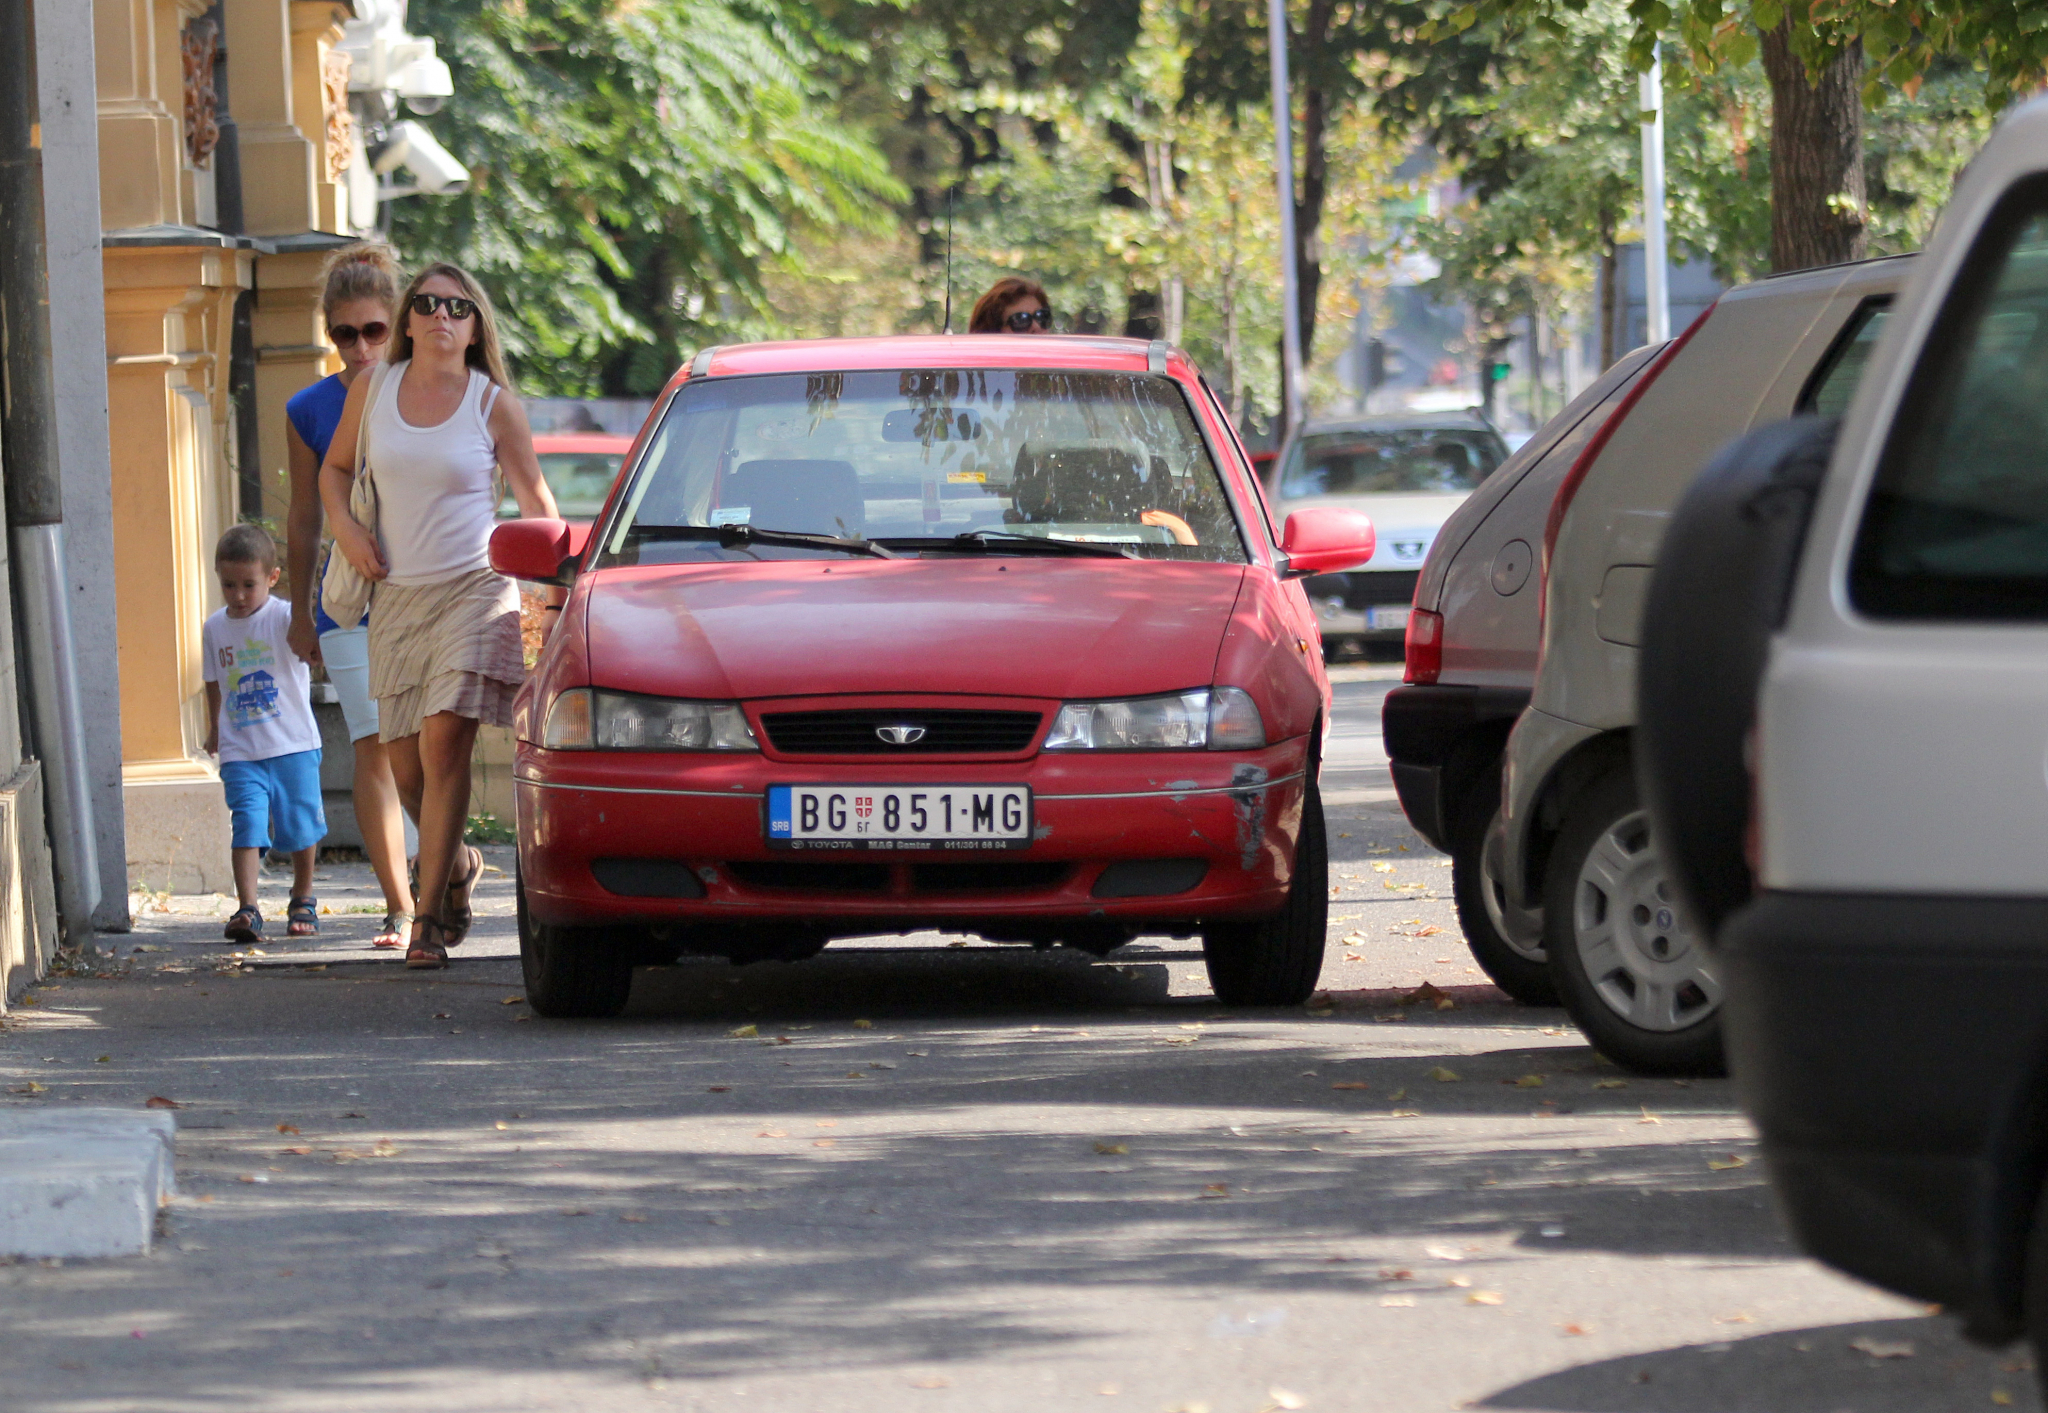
[876,725,927,745]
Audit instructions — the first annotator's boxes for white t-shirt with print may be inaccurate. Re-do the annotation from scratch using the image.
[202,596,321,764]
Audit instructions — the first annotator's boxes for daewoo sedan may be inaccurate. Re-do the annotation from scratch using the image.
[491,335,1375,1017]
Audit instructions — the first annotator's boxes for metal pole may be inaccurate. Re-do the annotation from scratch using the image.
[1266,0,1305,436]
[0,0,100,941]
[1639,44,1671,344]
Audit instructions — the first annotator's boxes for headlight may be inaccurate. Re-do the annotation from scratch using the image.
[542,688,757,751]
[1043,687,1266,751]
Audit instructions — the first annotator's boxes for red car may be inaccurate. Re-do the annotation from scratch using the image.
[491,335,1375,1016]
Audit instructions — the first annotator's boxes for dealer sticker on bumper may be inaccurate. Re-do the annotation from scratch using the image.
[767,785,1032,850]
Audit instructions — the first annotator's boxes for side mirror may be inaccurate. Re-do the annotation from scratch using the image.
[490,518,589,585]
[1280,508,1375,578]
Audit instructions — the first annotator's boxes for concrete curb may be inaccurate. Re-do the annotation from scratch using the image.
[0,1107,175,1258]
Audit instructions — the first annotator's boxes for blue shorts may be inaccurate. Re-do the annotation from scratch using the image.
[221,750,327,854]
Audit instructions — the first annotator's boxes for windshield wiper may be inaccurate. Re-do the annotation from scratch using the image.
[628,524,896,558]
[894,530,1136,559]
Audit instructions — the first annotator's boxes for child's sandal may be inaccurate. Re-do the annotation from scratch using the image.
[371,911,412,950]
[224,905,263,944]
[405,916,451,970]
[286,897,319,937]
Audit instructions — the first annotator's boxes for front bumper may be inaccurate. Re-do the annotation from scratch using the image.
[1721,890,2048,1343]
[1302,570,1420,638]
[517,738,1311,934]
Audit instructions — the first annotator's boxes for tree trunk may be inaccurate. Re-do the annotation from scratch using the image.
[1295,79,1327,363]
[1759,19,1866,272]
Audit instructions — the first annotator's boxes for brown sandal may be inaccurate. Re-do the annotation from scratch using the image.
[405,915,451,970]
[443,845,483,946]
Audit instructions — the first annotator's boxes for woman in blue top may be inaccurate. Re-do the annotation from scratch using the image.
[284,241,415,948]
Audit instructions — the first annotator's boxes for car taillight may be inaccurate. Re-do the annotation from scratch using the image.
[1404,608,1444,684]
[1538,302,1719,626]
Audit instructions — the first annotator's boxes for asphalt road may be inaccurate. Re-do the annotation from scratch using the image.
[0,666,2031,1412]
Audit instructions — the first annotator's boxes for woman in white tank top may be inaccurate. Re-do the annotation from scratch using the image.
[318,262,561,969]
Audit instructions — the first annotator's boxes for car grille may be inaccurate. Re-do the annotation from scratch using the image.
[1304,569,1419,609]
[759,708,1042,754]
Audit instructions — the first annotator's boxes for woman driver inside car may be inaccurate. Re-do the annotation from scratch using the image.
[968,277,1054,334]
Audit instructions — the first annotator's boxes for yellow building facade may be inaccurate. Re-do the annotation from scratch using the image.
[97,0,354,891]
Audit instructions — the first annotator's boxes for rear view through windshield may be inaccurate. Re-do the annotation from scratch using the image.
[599,369,1247,565]
[1280,428,1505,498]
[1853,196,2048,618]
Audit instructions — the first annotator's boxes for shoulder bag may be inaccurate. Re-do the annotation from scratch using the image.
[318,361,392,630]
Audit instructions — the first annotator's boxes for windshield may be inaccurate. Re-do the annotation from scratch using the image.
[1280,428,1504,498]
[500,451,626,519]
[597,369,1247,566]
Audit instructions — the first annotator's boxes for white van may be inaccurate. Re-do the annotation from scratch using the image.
[1387,257,1909,1056]
[1640,96,2048,1363]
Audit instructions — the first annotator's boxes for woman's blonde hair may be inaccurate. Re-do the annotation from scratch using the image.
[388,261,514,389]
[318,240,403,320]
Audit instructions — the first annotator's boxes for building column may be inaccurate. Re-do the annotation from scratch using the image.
[103,240,250,895]
[39,0,133,931]
[221,0,316,237]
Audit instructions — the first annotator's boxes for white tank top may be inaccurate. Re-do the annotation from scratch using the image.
[367,361,502,587]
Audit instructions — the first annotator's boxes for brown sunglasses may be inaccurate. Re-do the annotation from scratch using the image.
[328,320,390,350]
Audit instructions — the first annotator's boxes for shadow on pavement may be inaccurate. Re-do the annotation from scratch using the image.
[1480,1316,2037,1410]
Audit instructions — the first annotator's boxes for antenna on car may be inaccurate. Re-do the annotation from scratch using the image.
[942,183,955,334]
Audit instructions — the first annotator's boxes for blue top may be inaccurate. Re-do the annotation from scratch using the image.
[287,373,368,635]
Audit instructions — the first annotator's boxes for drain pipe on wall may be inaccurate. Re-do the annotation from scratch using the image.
[0,0,100,941]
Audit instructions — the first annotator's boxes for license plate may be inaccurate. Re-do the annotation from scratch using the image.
[766,785,1032,850]
[1368,605,1411,631]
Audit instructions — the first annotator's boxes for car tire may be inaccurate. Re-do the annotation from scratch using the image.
[1202,777,1329,1006]
[1542,767,1725,1076]
[517,864,635,1019]
[1449,777,1557,1006]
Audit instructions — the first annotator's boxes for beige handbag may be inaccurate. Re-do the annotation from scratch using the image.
[318,361,391,629]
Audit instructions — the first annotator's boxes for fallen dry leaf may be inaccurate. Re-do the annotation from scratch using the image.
[1561,1322,1592,1337]
[1509,1075,1545,1088]
[1380,1295,1417,1307]
[559,1207,591,1217]
[1331,1081,1371,1091]
[1428,1067,1460,1083]
[910,1376,951,1389]
[707,1085,730,1093]
[1425,1244,1463,1262]
[1372,861,1396,873]
[620,1214,648,1223]
[1716,1312,1756,1324]
[280,1146,311,1156]
[1094,1141,1129,1155]
[1468,1291,1504,1305]
[853,1018,874,1030]
[1849,1336,1915,1359]
[814,1139,837,1148]
[1594,1079,1628,1090]
[1389,1109,1422,1117]
[1199,1183,1230,1198]
[1265,1390,1307,1411]
[1708,1154,1748,1171]
[432,1012,451,1020]
[1994,1390,2015,1406]
[727,1024,759,1039]
[1638,1107,1662,1124]
[11,1081,45,1095]
[500,996,522,1005]
[277,1123,299,1135]
[144,1095,180,1109]
[757,1129,787,1138]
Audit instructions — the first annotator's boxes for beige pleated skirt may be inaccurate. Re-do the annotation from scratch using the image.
[368,567,524,742]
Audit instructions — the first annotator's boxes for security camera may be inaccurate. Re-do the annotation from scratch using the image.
[373,120,468,197]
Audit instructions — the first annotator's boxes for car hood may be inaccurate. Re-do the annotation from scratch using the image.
[582,558,1248,701]
[1278,491,1470,572]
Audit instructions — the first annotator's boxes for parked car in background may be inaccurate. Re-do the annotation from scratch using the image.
[493,335,1375,1019]
[1639,96,2048,1367]
[1384,255,1908,1054]
[500,432,635,519]
[1272,411,1507,657]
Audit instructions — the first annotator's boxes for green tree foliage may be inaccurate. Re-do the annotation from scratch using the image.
[389,0,903,396]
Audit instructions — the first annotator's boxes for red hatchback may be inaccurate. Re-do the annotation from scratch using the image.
[492,335,1375,1016]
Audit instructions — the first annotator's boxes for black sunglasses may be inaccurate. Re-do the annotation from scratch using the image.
[1005,308,1053,332]
[410,292,479,321]
[327,320,389,350]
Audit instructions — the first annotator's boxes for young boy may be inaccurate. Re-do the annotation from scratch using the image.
[203,524,325,943]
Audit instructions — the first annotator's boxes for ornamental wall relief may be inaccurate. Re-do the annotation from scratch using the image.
[181,17,220,168]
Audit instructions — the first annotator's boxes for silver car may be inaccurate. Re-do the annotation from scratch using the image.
[1271,411,1507,657]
